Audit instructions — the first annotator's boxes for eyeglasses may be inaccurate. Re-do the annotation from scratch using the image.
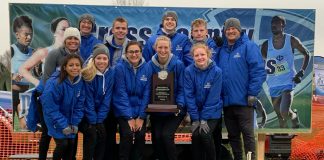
[127,50,141,54]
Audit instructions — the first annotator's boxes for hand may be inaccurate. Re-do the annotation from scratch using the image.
[292,70,304,84]
[12,73,23,81]
[128,119,136,132]
[71,125,78,134]
[191,121,200,133]
[62,126,72,135]
[248,96,256,107]
[96,123,106,139]
[199,120,210,134]
[175,105,186,116]
[135,118,144,131]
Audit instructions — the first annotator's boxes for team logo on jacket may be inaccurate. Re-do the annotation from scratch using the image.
[176,45,183,51]
[234,52,241,58]
[140,75,147,81]
[76,90,81,97]
[204,82,211,89]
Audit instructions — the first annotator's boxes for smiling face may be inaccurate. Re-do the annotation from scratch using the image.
[65,36,80,52]
[79,19,92,35]
[155,40,171,63]
[112,21,128,41]
[163,17,177,32]
[65,58,81,81]
[126,44,142,67]
[94,54,109,73]
[191,24,208,42]
[225,27,240,45]
[15,26,33,46]
[193,47,209,69]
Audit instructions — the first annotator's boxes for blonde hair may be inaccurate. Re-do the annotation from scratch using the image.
[190,43,212,58]
[81,58,97,82]
[154,35,171,50]
[191,18,207,29]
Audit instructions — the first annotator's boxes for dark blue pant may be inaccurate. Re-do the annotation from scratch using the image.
[53,138,75,160]
[224,106,255,160]
[150,115,184,160]
[104,110,118,160]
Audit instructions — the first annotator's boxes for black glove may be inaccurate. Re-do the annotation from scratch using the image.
[292,70,304,84]
[96,123,106,139]
[213,35,223,47]
[176,105,186,116]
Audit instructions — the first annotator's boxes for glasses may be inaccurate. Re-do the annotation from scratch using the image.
[127,50,141,54]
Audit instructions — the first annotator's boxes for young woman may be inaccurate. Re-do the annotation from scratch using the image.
[184,43,223,160]
[81,44,114,160]
[19,17,70,86]
[113,41,151,160]
[148,35,186,160]
[41,54,84,160]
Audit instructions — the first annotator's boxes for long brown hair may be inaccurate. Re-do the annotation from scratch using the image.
[58,54,83,83]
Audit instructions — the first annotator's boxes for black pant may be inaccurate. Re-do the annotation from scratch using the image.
[192,119,220,160]
[104,110,118,160]
[224,106,255,160]
[35,93,52,160]
[53,138,76,160]
[150,115,184,160]
[80,119,106,160]
[118,118,146,160]
[213,118,222,160]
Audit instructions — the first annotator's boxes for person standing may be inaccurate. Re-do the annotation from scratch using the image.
[261,15,310,128]
[216,18,266,160]
[79,14,102,61]
[113,41,151,160]
[148,35,186,160]
[184,43,223,160]
[143,10,192,66]
[81,44,114,160]
[41,54,84,160]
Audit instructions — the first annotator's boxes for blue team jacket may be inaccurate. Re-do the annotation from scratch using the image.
[184,61,223,121]
[80,34,101,61]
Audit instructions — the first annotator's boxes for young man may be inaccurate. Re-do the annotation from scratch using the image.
[143,10,192,66]
[261,15,310,128]
[216,18,266,160]
[104,17,129,67]
[79,13,102,61]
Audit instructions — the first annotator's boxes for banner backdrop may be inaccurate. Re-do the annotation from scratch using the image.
[9,4,314,133]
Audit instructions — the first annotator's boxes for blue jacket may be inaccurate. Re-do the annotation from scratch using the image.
[113,57,151,119]
[148,54,185,110]
[184,61,223,121]
[104,35,129,67]
[216,33,266,107]
[41,72,85,139]
[189,37,220,62]
[80,34,101,61]
[84,68,114,124]
[143,25,192,66]
[26,81,45,132]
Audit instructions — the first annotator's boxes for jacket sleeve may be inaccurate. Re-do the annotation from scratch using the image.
[26,90,39,132]
[139,66,151,119]
[143,37,155,62]
[246,42,266,96]
[184,68,199,121]
[201,68,223,120]
[71,81,85,126]
[176,62,185,107]
[42,79,68,130]
[113,65,132,119]
[97,70,114,123]
[84,82,97,124]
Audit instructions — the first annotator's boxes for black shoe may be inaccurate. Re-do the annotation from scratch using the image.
[291,109,300,129]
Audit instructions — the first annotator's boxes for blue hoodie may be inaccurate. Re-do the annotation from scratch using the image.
[84,68,114,124]
[143,25,192,66]
[184,61,223,121]
[189,37,220,64]
[216,32,266,107]
[80,34,101,61]
[148,54,185,115]
[113,56,151,119]
[41,72,85,139]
